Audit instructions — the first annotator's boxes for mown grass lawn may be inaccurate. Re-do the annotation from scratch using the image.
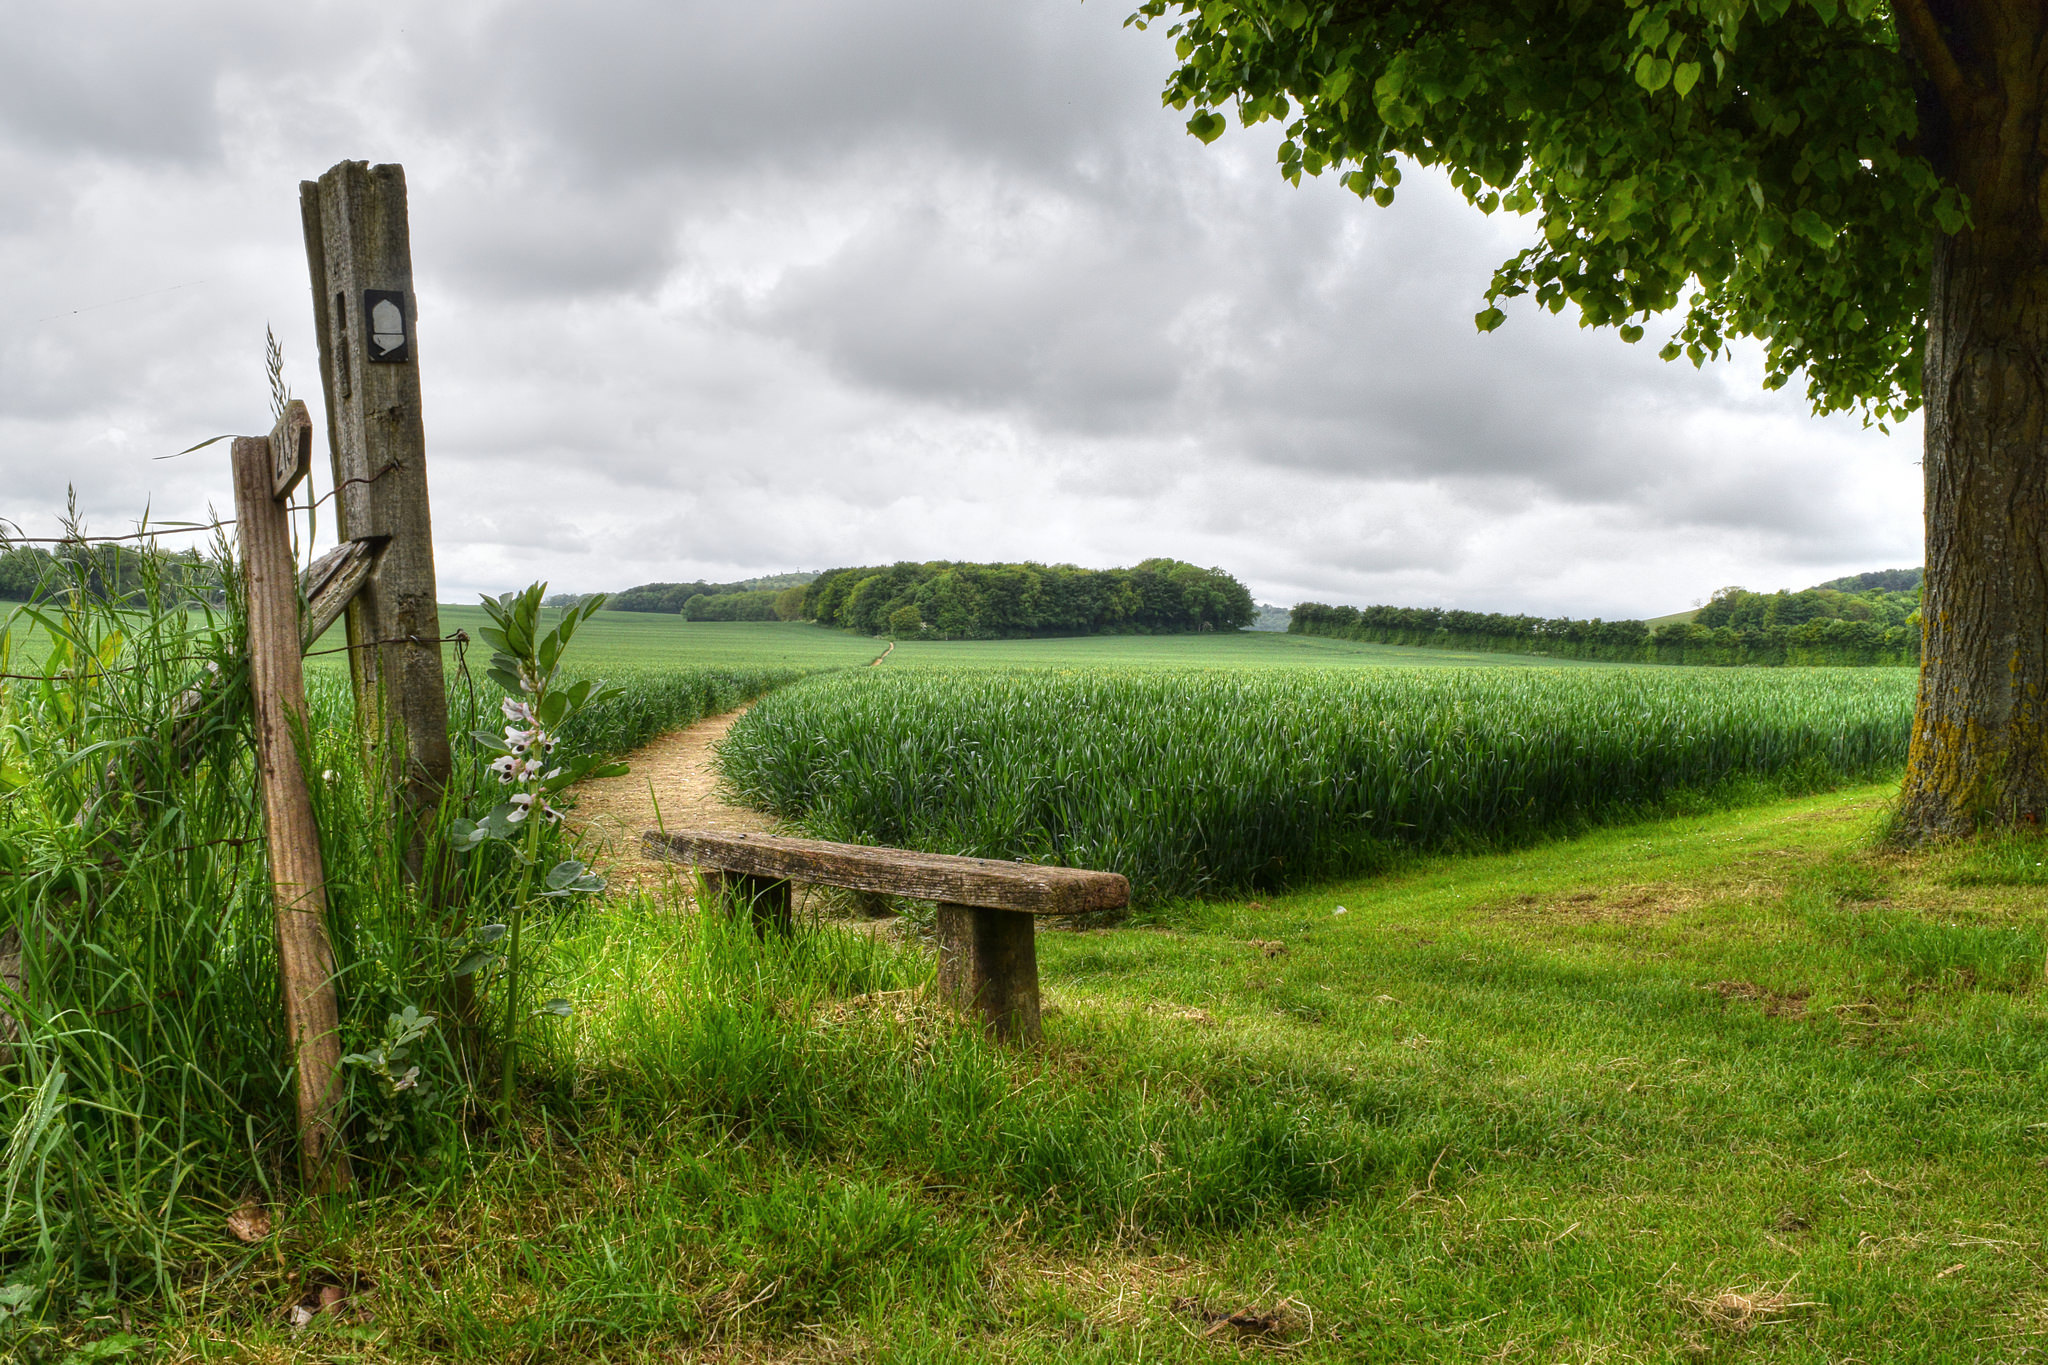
[150,784,2048,1363]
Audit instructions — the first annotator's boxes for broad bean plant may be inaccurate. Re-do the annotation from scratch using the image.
[449,584,624,1114]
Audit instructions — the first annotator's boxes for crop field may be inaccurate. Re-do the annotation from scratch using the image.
[309,610,894,674]
[874,628,1625,669]
[720,666,1919,899]
[298,613,1628,675]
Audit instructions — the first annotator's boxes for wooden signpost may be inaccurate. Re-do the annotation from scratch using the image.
[230,159,461,1187]
[300,161,452,878]
[232,401,351,1192]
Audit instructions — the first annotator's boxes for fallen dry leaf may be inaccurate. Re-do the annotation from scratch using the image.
[1172,1296,1293,1338]
[226,1198,271,1243]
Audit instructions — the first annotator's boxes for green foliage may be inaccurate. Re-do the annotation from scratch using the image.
[1132,0,1955,423]
[1693,579,1919,630]
[1815,566,1922,594]
[0,554,812,1294]
[0,548,52,603]
[608,574,816,614]
[0,543,216,607]
[458,584,630,1112]
[803,558,1256,639]
[1291,598,1918,666]
[717,666,1914,900]
[682,589,781,622]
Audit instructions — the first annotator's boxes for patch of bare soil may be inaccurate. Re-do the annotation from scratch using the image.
[568,708,777,894]
[1495,884,1709,924]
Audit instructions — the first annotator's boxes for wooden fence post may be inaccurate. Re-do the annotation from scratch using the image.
[300,161,452,878]
[232,403,352,1192]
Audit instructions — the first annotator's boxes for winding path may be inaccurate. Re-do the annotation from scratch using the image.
[568,707,775,893]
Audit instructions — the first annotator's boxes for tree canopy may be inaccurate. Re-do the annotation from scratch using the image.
[802,559,1257,639]
[1134,0,1962,425]
[1138,0,2048,836]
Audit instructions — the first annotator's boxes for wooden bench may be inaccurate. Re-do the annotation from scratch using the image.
[640,828,1130,1043]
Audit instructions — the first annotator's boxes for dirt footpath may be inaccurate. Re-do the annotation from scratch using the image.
[568,708,776,893]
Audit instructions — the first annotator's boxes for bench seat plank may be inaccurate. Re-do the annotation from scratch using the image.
[640,828,1129,916]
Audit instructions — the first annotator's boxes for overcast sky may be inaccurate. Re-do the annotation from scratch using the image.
[0,0,1922,618]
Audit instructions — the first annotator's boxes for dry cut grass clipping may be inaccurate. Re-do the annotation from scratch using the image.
[1686,1279,1821,1333]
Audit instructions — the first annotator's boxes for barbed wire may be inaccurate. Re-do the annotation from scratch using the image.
[0,459,403,547]
[0,631,468,682]
[302,630,469,659]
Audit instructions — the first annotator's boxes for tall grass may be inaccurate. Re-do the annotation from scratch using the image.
[0,551,808,1298]
[538,893,1371,1242]
[717,666,1918,899]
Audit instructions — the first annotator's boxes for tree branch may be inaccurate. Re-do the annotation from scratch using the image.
[1893,0,1975,116]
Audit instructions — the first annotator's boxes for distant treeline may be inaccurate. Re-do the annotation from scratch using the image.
[606,573,816,618]
[0,544,220,606]
[1292,572,1925,667]
[803,559,1256,639]
[1695,581,1919,631]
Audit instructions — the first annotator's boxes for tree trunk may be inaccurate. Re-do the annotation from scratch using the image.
[1898,8,2048,839]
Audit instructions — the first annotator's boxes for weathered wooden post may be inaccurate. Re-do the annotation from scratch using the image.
[935,905,1042,1043]
[232,401,352,1192]
[300,161,452,877]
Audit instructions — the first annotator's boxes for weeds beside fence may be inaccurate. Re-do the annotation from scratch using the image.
[0,552,805,1294]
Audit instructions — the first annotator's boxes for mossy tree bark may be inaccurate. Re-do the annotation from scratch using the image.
[1898,2,2048,838]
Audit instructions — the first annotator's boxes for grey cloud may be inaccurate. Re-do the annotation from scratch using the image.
[0,0,1922,619]
[437,0,1166,181]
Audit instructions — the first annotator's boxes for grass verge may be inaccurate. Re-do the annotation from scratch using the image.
[73,783,2048,1363]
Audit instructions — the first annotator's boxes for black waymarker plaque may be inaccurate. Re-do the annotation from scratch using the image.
[363,289,410,364]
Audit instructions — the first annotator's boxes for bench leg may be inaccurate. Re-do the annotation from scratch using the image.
[693,869,793,937]
[935,903,1041,1044]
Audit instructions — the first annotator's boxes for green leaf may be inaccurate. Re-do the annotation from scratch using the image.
[452,950,497,979]
[1186,109,1226,144]
[1634,55,1671,92]
[1790,208,1835,248]
[1672,61,1701,97]
[546,859,588,891]
[448,818,492,852]
[539,690,570,729]
[535,999,574,1018]
[1474,307,1506,332]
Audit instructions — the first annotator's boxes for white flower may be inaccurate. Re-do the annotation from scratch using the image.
[489,755,518,783]
[321,769,338,782]
[501,697,534,723]
[504,726,537,751]
[508,792,563,825]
